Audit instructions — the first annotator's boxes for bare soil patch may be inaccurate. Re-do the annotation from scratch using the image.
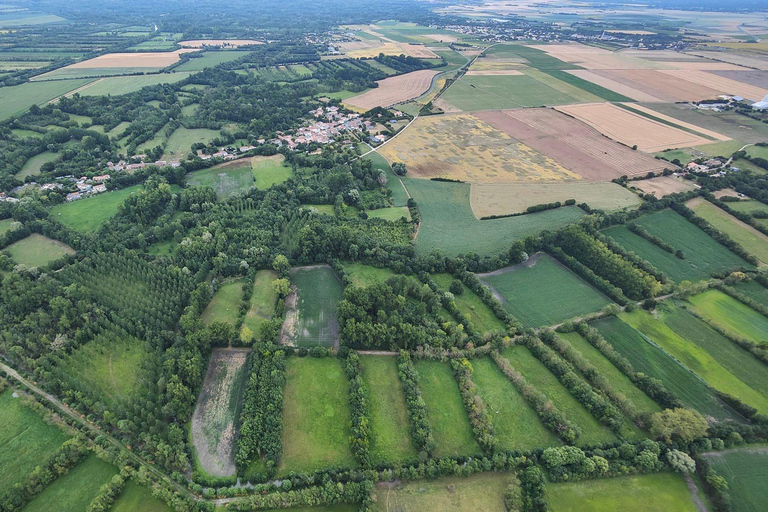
[632,176,699,197]
[346,69,440,110]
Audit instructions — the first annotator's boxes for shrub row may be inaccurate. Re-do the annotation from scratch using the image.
[694,456,732,512]
[396,351,435,456]
[457,269,520,334]
[519,465,548,512]
[480,199,575,220]
[490,351,580,444]
[86,473,127,512]
[225,480,373,511]
[627,222,683,258]
[546,246,630,306]
[344,351,372,468]
[451,358,496,454]
[598,231,671,284]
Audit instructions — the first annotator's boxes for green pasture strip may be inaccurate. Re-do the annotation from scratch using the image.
[690,200,768,264]
[279,357,355,474]
[432,274,506,333]
[360,355,418,463]
[592,316,742,422]
[241,270,277,339]
[688,289,768,345]
[728,199,768,216]
[414,360,481,457]
[703,447,768,512]
[16,151,58,179]
[0,79,94,121]
[292,266,343,347]
[366,206,410,221]
[165,127,220,160]
[50,184,143,232]
[501,346,616,446]
[733,280,768,306]
[616,103,717,140]
[111,480,173,512]
[441,74,581,111]
[174,51,252,72]
[201,279,244,326]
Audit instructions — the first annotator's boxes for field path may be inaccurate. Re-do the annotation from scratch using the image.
[684,474,708,512]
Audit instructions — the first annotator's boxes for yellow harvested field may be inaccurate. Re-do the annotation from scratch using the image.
[469,182,641,217]
[659,69,768,101]
[465,69,524,76]
[595,69,721,102]
[345,69,440,110]
[67,49,195,69]
[424,33,459,43]
[566,70,665,102]
[400,44,439,58]
[622,103,731,141]
[631,176,699,197]
[657,61,745,71]
[529,43,665,70]
[378,113,579,183]
[179,39,263,48]
[555,103,720,152]
[469,58,526,71]
[686,51,768,71]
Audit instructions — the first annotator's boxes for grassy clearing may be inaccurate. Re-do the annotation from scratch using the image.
[557,332,662,416]
[690,200,768,264]
[472,357,561,451]
[414,360,480,457]
[441,74,581,110]
[0,218,14,235]
[16,151,58,179]
[280,357,355,474]
[21,453,118,512]
[621,308,768,414]
[688,289,768,344]
[363,151,409,207]
[501,346,616,446]
[360,355,418,463]
[592,316,742,422]
[50,184,142,232]
[0,78,94,120]
[165,127,220,160]
[481,254,611,328]
[186,165,253,199]
[0,390,70,492]
[703,447,768,512]
[174,51,252,72]
[432,274,506,333]
[366,207,411,221]
[373,472,513,512]
[6,234,74,267]
[343,263,395,288]
[290,266,343,347]
[111,480,173,512]
[252,154,292,189]
[201,279,244,326]
[241,270,278,340]
[406,179,584,257]
[546,473,698,512]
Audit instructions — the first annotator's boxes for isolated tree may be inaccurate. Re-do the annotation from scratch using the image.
[666,449,696,473]
[272,254,290,277]
[650,408,708,443]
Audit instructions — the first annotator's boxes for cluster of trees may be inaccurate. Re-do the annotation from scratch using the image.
[374,53,441,74]
[343,351,372,468]
[396,351,435,457]
[541,445,609,481]
[451,358,496,453]
[87,471,129,512]
[518,466,547,512]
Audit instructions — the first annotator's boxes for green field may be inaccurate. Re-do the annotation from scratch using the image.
[279,357,355,474]
[704,447,768,512]
[557,332,662,416]
[0,78,94,120]
[21,453,118,512]
[441,74,581,111]
[414,360,480,457]
[471,357,561,450]
[36,66,161,80]
[241,270,278,340]
[110,480,173,512]
[50,184,143,232]
[481,254,611,328]
[252,155,292,189]
[593,316,742,422]
[366,206,410,221]
[688,289,768,344]
[0,218,14,235]
[360,355,418,463]
[621,308,768,414]
[733,280,768,306]
[405,179,584,257]
[728,199,768,216]
[16,151,58,179]
[432,274,506,333]
[6,234,75,267]
[373,472,512,512]
[501,346,616,446]
[363,150,409,207]
[0,390,70,492]
[186,164,253,199]
[174,51,251,72]
[201,279,245,326]
[343,262,396,288]
[546,473,698,512]
[690,200,768,264]
[165,127,220,160]
[290,266,343,347]
[604,209,751,282]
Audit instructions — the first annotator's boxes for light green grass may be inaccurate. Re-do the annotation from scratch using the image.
[501,346,616,446]
[6,234,74,267]
[432,274,506,333]
[0,218,13,235]
[50,184,142,232]
[303,204,336,215]
[291,266,343,347]
[0,78,94,120]
[727,199,768,215]
[201,279,244,326]
[21,453,118,512]
[164,127,220,160]
[472,357,561,451]
[441,74,581,111]
[11,129,45,139]
[704,447,768,512]
[343,263,395,288]
[252,155,292,189]
[279,357,355,474]
[690,200,768,264]
[688,289,768,344]
[733,280,768,306]
[557,331,662,415]
[482,254,611,328]
[414,360,481,457]
[373,472,513,512]
[366,207,411,221]
[405,179,584,257]
[16,151,58,179]
[36,66,162,80]
[111,480,173,512]
[186,165,253,199]
[360,355,418,463]
[363,150,409,207]
[0,390,70,493]
[241,270,277,340]
[174,51,251,72]
[546,473,697,512]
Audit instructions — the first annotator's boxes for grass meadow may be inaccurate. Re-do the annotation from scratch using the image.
[593,316,742,422]
[363,150,409,207]
[414,360,480,457]
[279,357,355,474]
[21,453,118,512]
[704,448,768,512]
[17,151,58,179]
[727,199,768,216]
[360,355,418,463]
[201,279,245,326]
[342,263,395,288]
[0,218,13,235]
[406,179,584,257]
[733,280,768,306]
[164,127,220,160]
[110,480,173,512]
[471,357,561,451]
[0,78,94,120]
[252,155,292,189]
[366,206,411,221]
[186,165,253,199]
[690,200,768,264]
[546,473,698,512]
[441,74,582,111]
[291,266,343,347]
[0,390,70,492]
[50,184,143,232]
[688,289,768,344]
[6,234,75,267]
[501,346,616,446]
[241,270,277,340]
[432,274,506,333]
[481,254,611,328]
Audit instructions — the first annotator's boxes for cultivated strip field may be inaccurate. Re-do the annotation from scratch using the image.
[688,289,768,344]
[702,448,768,512]
[688,198,768,264]
[590,69,720,103]
[345,69,440,110]
[659,69,768,102]
[565,70,665,102]
[475,108,670,179]
[555,103,723,152]
[631,176,699,197]
[63,49,194,69]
